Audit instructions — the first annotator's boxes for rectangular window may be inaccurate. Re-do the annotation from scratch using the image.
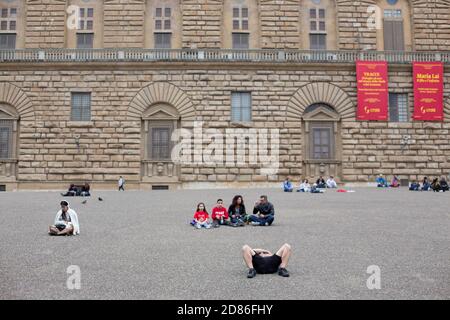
[231,92,252,122]
[0,7,17,33]
[232,32,249,49]
[149,126,172,160]
[78,7,94,31]
[311,127,332,160]
[309,8,326,49]
[155,6,172,35]
[232,6,249,31]
[0,33,16,49]
[154,32,171,49]
[71,92,91,121]
[0,120,12,159]
[310,34,326,50]
[383,19,404,51]
[389,93,408,122]
[76,33,94,48]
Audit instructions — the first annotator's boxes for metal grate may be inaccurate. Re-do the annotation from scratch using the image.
[152,185,169,190]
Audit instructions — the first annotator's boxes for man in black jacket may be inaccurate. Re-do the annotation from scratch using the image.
[249,195,275,226]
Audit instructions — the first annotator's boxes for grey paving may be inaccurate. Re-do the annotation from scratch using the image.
[0,188,449,300]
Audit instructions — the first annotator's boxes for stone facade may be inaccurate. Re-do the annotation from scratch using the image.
[0,0,450,190]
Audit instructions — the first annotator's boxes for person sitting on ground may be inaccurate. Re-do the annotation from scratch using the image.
[316,176,326,189]
[297,179,311,192]
[431,178,441,192]
[242,243,291,278]
[61,184,77,197]
[376,174,388,188]
[228,195,247,227]
[211,199,229,228]
[193,202,211,229]
[326,176,338,188]
[249,195,275,226]
[422,176,431,191]
[390,175,400,188]
[48,200,80,236]
[439,176,449,192]
[283,177,294,192]
[310,184,325,193]
[409,181,420,191]
[80,182,91,197]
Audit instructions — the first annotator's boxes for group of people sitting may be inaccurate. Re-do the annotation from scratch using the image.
[375,174,401,188]
[61,183,91,197]
[191,195,275,229]
[283,176,338,193]
[409,176,449,192]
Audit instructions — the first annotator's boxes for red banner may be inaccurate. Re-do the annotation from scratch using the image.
[413,62,444,121]
[356,61,389,121]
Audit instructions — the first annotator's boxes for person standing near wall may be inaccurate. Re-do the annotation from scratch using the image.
[118,176,125,191]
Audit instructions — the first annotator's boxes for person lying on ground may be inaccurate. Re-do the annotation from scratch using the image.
[242,243,291,278]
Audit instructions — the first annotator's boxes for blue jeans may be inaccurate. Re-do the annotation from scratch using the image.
[249,215,274,226]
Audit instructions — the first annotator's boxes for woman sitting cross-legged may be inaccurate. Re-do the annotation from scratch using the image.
[48,200,80,236]
[228,195,248,227]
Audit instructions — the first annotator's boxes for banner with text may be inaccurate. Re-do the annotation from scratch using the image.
[356,61,389,121]
[413,62,444,121]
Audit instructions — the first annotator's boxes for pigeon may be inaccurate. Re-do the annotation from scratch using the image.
[98,197,103,201]
[82,200,87,204]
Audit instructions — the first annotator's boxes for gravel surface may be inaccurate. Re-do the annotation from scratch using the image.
[0,188,449,300]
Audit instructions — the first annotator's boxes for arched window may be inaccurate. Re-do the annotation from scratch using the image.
[376,0,412,51]
[145,0,181,49]
[66,0,103,49]
[223,0,259,49]
[301,0,337,50]
[0,0,25,49]
[0,103,19,160]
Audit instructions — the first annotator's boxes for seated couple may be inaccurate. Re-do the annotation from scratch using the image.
[48,200,80,236]
[61,183,91,197]
[284,176,337,193]
[376,174,400,188]
[430,177,449,192]
[192,195,275,229]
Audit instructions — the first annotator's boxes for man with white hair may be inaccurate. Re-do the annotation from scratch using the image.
[48,200,80,236]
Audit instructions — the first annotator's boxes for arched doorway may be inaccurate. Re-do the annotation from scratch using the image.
[302,103,342,182]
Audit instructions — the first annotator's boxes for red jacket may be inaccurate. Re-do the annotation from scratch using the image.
[194,211,209,222]
[211,207,229,220]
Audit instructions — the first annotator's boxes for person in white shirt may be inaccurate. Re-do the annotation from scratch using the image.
[297,179,311,192]
[326,176,338,188]
[48,200,80,236]
[118,176,125,191]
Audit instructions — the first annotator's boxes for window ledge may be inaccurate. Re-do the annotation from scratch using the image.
[67,121,94,127]
[0,158,18,163]
[303,159,341,164]
[230,121,253,128]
